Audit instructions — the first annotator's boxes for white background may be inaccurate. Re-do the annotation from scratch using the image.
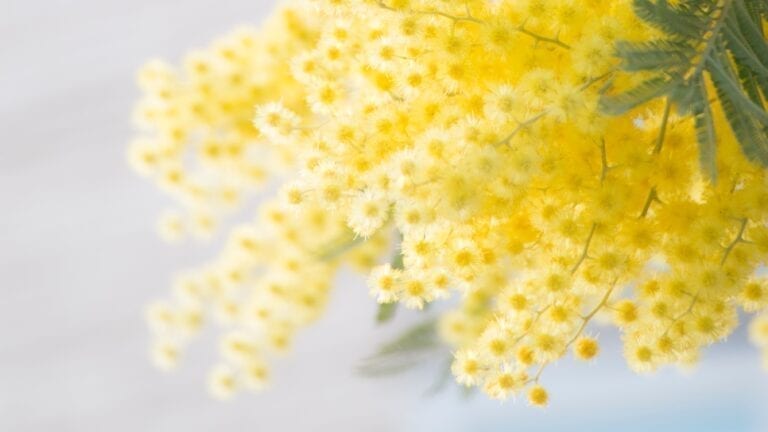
[1,1,767,431]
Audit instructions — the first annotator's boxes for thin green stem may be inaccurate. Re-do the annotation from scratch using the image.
[721,217,748,265]
[652,98,672,155]
[571,223,597,274]
[377,1,483,24]
[600,139,611,184]
[531,282,616,383]
[494,112,547,146]
[639,187,659,218]
[516,25,571,49]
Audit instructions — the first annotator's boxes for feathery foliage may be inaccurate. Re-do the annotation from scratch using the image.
[357,319,440,376]
[602,0,768,179]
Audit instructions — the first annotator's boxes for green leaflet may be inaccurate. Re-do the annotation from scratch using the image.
[709,52,768,164]
[376,302,398,323]
[633,0,705,39]
[601,0,768,180]
[356,318,440,376]
[601,75,682,114]
[616,40,692,71]
[692,80,718,180]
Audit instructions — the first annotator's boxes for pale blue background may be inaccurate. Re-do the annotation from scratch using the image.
[1,1,766,430]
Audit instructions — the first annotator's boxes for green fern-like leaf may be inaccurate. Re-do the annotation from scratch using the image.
[601,75,682,114]
[632,0,705,39]
[615,39,693,71]
[709,52,768,164]
[356,319,440,376]
[376,302,397,323]
[691,81,718,179]
[602,0,768,179]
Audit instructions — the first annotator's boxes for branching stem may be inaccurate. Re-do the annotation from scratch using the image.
[377,2,571,49]
[516,25,571,49]
[377,1,482,24]
[571,223,597,274]
[531,282,616,383]
[495,112,547,146]
[600,139,611,184]
[721,217,748,265]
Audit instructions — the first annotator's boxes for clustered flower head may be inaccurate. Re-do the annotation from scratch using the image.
[131,0,768,404]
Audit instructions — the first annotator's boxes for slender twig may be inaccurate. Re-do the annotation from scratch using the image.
[580,71,614,91]
[516,25,571,49]
[531,282,616,383]
[571,223,597,274]
[494,112,547,146]
[600,139,611,184]
[662,215,750,336]
[721,217,748,265]
[512,305,551,345]
[652,98,671,155]
[494,72,614,147]
[639,187,659,218]
[663,293,700,337]
[377,1,483,24]
[377,1,572,50]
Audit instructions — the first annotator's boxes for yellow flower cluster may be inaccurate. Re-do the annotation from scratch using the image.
[128,8,318,240]
[132,0,768,404]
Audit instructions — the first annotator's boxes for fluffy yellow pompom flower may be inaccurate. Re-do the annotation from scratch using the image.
[527,385,549,407]
[131,0,768,404]
[573,337,600,361]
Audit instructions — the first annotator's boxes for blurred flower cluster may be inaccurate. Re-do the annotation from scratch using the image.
[129,0,768,405]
